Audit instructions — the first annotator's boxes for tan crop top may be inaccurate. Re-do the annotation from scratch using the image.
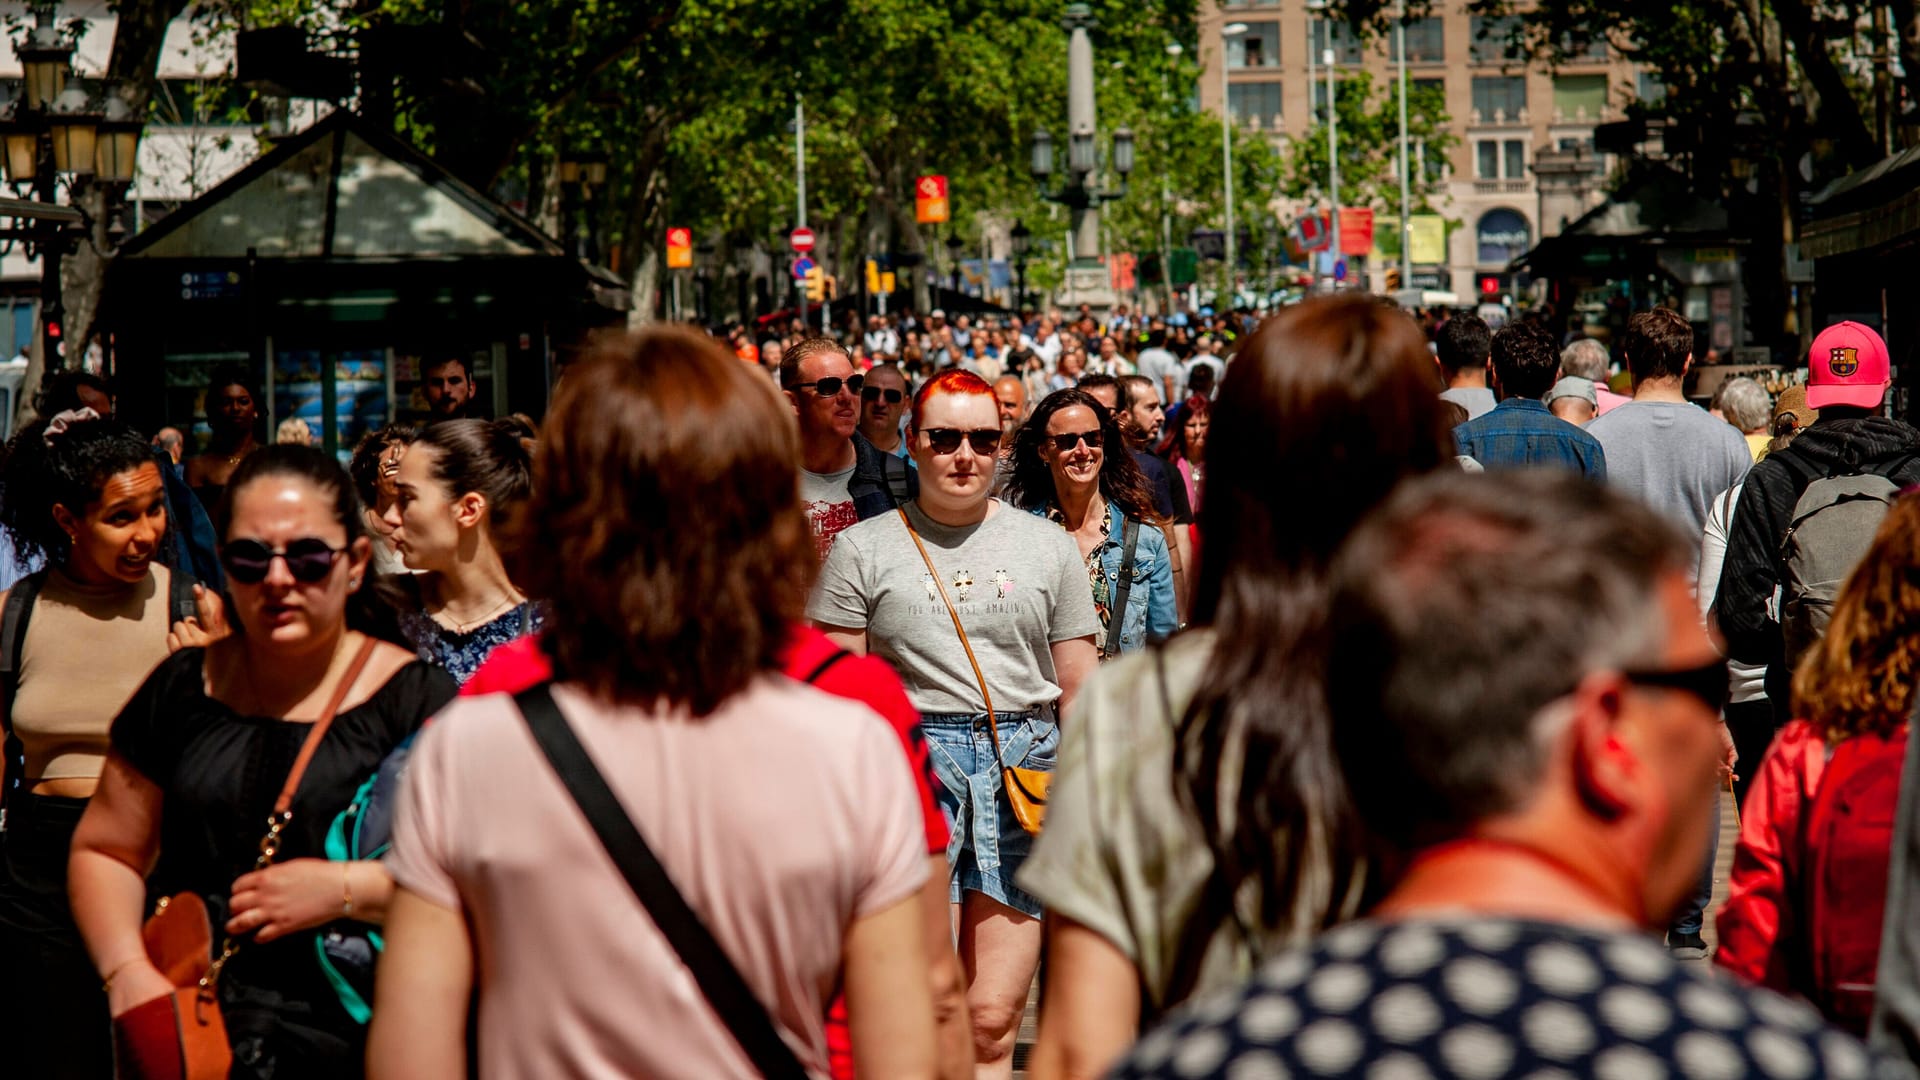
[12,565,175,782]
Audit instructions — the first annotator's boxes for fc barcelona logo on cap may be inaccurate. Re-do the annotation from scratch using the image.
[1830,347,1860,376]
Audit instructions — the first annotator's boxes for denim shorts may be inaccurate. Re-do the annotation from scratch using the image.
[919,707,1060,920]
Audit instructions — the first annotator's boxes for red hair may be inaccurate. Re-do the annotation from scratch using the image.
[910,369,994,428]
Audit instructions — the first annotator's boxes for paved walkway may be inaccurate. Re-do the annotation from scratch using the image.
[1009,790,1743,1077]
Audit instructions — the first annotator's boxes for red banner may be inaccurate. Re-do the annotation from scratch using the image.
[665,226,692,268]
[1339,207,1374,256]
[915,175,949,224]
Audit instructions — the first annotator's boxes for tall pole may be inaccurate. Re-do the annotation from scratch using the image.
[1065,5,1100,263]
[795,95,807,328]
[1221,23,1246,308]
[1326,46,1341,273]
[1161,43,1180,315]
[1396,0,1412,288]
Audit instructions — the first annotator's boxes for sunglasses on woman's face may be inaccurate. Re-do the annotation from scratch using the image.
[922,428,1003,456]
[1049,430,1103,452]
[220,537,350,585]
[861,386,904,404]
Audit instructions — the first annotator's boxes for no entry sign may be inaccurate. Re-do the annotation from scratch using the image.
[790,227,816,253]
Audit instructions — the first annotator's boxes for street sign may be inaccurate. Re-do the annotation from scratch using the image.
[791,255,816,280]
[1338,207,1375,257]
[915,175,949,224]
[665,226,692,269]
[1334,258,1348,282]
[790,227,816,253]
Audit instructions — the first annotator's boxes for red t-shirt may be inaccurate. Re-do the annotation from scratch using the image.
[460,629,948,1080]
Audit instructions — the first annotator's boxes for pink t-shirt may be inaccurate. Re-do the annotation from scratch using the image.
[386,678,929,1079]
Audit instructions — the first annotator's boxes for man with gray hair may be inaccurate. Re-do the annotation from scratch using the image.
[1560,336,1630,416]
[1714,375,1774,462]
[1108,471,1866,1080]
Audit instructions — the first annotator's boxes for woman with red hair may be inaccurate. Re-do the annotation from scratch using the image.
[812,369,1099,1077]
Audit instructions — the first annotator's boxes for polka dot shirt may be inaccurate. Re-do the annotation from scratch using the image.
[1109,917,1895,1079]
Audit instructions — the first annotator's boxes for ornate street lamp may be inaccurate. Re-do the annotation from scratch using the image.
[45,86,99,176]
[16,17,68,111]
[1030,3,1134,305]
[1010,220,1032,309]
[94,94,143,184]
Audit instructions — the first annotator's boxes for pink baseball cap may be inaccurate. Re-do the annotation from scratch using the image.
[1807,321,1890,410]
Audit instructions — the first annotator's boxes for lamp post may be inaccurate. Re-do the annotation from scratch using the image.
[556,151,606,264]
[1011,220,1031,310]
[1030,3,1134,307]
[0,3,142,366]
[1161,41,1180,315]
[1326,43,1341,275]
[946,233,964,297]
[1220,22,1246,310]
[1396,0,1412,290]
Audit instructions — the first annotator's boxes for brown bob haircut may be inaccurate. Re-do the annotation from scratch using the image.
[504,326,811,715]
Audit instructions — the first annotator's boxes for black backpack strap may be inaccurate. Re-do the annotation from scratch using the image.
[513,684,809,1080]
[881,450,913,506]
[0,570,48,820]
[1102,517,1142,659]
[800,648,852,686]
[167,566,199,626]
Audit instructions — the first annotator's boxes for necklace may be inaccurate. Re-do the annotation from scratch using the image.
[435,594,521,635]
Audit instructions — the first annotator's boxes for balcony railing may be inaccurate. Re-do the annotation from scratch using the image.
[1468,107,1531,126]
[1472,179,1533,194]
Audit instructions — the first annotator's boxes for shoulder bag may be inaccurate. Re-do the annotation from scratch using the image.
[514,683,810,1080]
[896,506,1049,834]
[113,635,378,1080]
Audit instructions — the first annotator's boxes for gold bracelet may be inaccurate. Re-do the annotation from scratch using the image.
[342,862,355,917]
[102,957,141,992]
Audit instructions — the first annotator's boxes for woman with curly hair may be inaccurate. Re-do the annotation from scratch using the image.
[1005,388,1177,658]
[0,414,191,1078]
[1717,492,1920,1033]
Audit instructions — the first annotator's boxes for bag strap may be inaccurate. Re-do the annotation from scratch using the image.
[167,567,199,626]
[896,507,1008,767]
[1103,516,1141,659]
[513,683,809,1080]
[273,635,380,819]
[0,570,46,821]
[800,648,852,686]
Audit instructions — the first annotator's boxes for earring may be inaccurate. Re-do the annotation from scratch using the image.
[350,578,361,588]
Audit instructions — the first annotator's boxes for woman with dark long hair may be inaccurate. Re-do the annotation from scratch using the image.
[1160,394,1210,514]
[1006,389,1177,658]
[183,367,263,522]
[69,446,457,1078]
[1019,295,1453,1078]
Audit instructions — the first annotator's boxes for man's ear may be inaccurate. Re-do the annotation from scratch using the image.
[1568,673,1636,820]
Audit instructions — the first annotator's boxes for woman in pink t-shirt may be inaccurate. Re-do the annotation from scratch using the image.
[369,328,938,1079]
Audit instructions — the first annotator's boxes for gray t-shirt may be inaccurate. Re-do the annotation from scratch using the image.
[800,462,858,560]
[1587,400,1751,543]
[809,500,1100,715]
[1439,385,1497,420]
[1136,347,1180,399]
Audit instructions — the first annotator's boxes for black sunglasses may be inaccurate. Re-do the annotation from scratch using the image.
[923,428,1003,456]
[794,374,864,397]
[1622,659,1730,716]
[1050,430,1104,452]
[221,538,350,585]
[861,385,904,404]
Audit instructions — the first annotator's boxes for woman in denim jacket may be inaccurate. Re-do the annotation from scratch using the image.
[1006,388,1179,658]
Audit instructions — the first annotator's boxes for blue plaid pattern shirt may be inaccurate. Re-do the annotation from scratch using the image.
[1454,397,1608,480]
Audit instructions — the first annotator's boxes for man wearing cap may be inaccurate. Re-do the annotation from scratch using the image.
[1715,320,1920,722]
[1545,375,1597,425]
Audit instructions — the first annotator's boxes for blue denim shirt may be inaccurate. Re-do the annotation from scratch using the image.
[1454,397,1608,480]
[1030,502,1179,656]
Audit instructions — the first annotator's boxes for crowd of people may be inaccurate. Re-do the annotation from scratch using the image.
[0,290,1916,1080]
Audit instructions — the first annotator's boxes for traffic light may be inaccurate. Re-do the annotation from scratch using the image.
[1384,267,1402,291]
[804,266,825,302]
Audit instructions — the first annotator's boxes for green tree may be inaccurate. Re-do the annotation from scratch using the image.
[1279,70,1454,216]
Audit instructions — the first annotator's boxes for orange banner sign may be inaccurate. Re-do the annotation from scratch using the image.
[915,175,949,224]
[665,226,693,268]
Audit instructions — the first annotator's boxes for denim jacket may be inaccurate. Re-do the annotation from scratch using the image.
[1032,502,1179,656]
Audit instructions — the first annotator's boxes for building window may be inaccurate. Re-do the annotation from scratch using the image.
[1308,18,1365,65]
[1553,74,1609,121]
[1470,15,1524,64]
[1560,33,1608,61]
[1636,71,1668,104]
[1228,22,1280,69]
[1228,82,1283,129]
[1472,76,1526,122]
[1475,139,1529,180]
[1402,17,1444,63]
